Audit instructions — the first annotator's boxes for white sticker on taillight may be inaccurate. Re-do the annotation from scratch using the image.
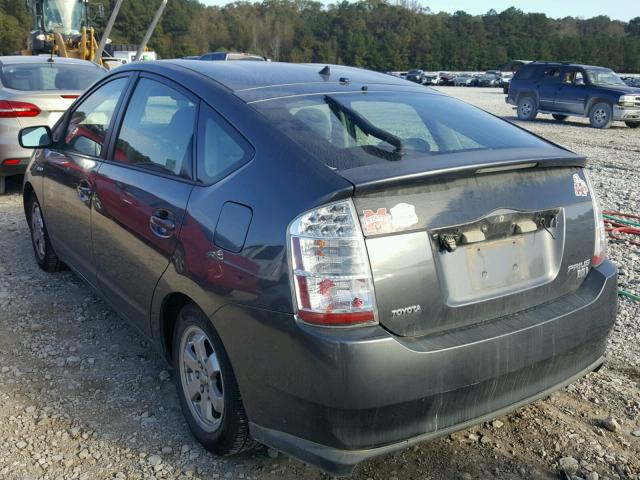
[288,200,377,327]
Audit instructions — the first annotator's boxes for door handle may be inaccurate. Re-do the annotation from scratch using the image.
[149,209,176,239]
[76,180,93,204]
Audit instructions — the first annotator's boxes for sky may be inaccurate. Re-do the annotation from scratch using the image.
[199,0,637,22]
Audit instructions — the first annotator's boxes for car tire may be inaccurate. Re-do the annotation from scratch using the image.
[589,102,613,129]
[173,303,254,456]
[503,86,509,94]
[625,121,640,129]
[517,96,538,121]
[26,193,65,273]
[552,114,569,121]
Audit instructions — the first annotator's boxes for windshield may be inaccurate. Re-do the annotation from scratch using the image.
[408,70,422,74]
[0,63,104,91]
[43,0,85,35]
[585,69,625,86]
[252,91,550,171]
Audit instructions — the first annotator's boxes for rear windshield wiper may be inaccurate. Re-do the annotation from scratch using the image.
[324,95,404,157]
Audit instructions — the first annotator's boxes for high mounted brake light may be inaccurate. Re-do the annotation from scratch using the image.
[288,200,378,327]
[584,171,607,266]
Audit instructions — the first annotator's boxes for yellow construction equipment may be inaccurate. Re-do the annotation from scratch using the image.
[23,1,100,63]
[23,0,168,67]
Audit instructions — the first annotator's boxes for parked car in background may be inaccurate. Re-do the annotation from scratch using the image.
[405,69,427,84]
[423,72,439,85]
[199,52,266,61]
[0,56,104,193]
[478,70,502,87]
[20,60,617,476]
[438,72,457,86]
[508,62,640,129]
[454,73,476,86]
[501,72,514,93]
[622,76,640,88]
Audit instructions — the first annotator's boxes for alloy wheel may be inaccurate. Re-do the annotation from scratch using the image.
[179,326,225,432]
[31,203,46,260]
[593,108,608,126]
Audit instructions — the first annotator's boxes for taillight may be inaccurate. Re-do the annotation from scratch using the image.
[2,159,22,165]
[584,171,607,266]
[288,200,377,327]
[0,100,41,118]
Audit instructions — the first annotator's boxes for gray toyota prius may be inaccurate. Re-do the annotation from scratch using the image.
[19,60,617,475]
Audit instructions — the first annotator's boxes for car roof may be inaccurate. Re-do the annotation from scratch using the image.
[174,61,408,90]
[119,60,418,102]
[528,62,611,70]
[0,55,103,68]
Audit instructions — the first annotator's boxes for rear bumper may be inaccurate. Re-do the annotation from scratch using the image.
[212,261,617,475]
[250,356,604,475]
[1,118,32,177]
[614,105,640,121]
[0,157,30,177]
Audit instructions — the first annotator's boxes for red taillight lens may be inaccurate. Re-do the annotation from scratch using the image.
[0,100,41,118]
[2,159,22,165]
[61,95,79,99]
[584,172,607,266]
[288,200,378,327]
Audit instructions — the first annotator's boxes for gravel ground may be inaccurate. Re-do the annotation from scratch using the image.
[0,87,638,480]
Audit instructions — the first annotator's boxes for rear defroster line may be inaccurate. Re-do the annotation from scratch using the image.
[602,210,640,302]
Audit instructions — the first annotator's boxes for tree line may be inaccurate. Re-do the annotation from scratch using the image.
[1,0,640,72]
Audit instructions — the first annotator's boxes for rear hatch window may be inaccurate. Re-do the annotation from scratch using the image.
[0,63,104,91]
[252,91,553,171]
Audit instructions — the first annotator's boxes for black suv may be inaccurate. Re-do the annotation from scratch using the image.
[507,62,640,129]
[405,69,427,84]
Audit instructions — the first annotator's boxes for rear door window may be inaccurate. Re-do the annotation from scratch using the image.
[543,68,561,82]
[113,78,197,179]
[563,70,585,86]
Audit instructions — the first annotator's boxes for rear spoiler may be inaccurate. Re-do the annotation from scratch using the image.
[338,147,586,193]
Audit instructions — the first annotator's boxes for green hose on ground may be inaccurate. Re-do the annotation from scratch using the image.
[603,214,640,228]
[619,289,640,302]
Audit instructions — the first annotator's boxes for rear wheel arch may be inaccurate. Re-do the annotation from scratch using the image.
[23,182,36,220]
[159,292,194,362]
[516,90,538,105]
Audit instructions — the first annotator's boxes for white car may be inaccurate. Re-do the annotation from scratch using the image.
[0,55,105,193]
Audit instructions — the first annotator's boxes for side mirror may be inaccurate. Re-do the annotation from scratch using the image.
[19,126,53,149]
